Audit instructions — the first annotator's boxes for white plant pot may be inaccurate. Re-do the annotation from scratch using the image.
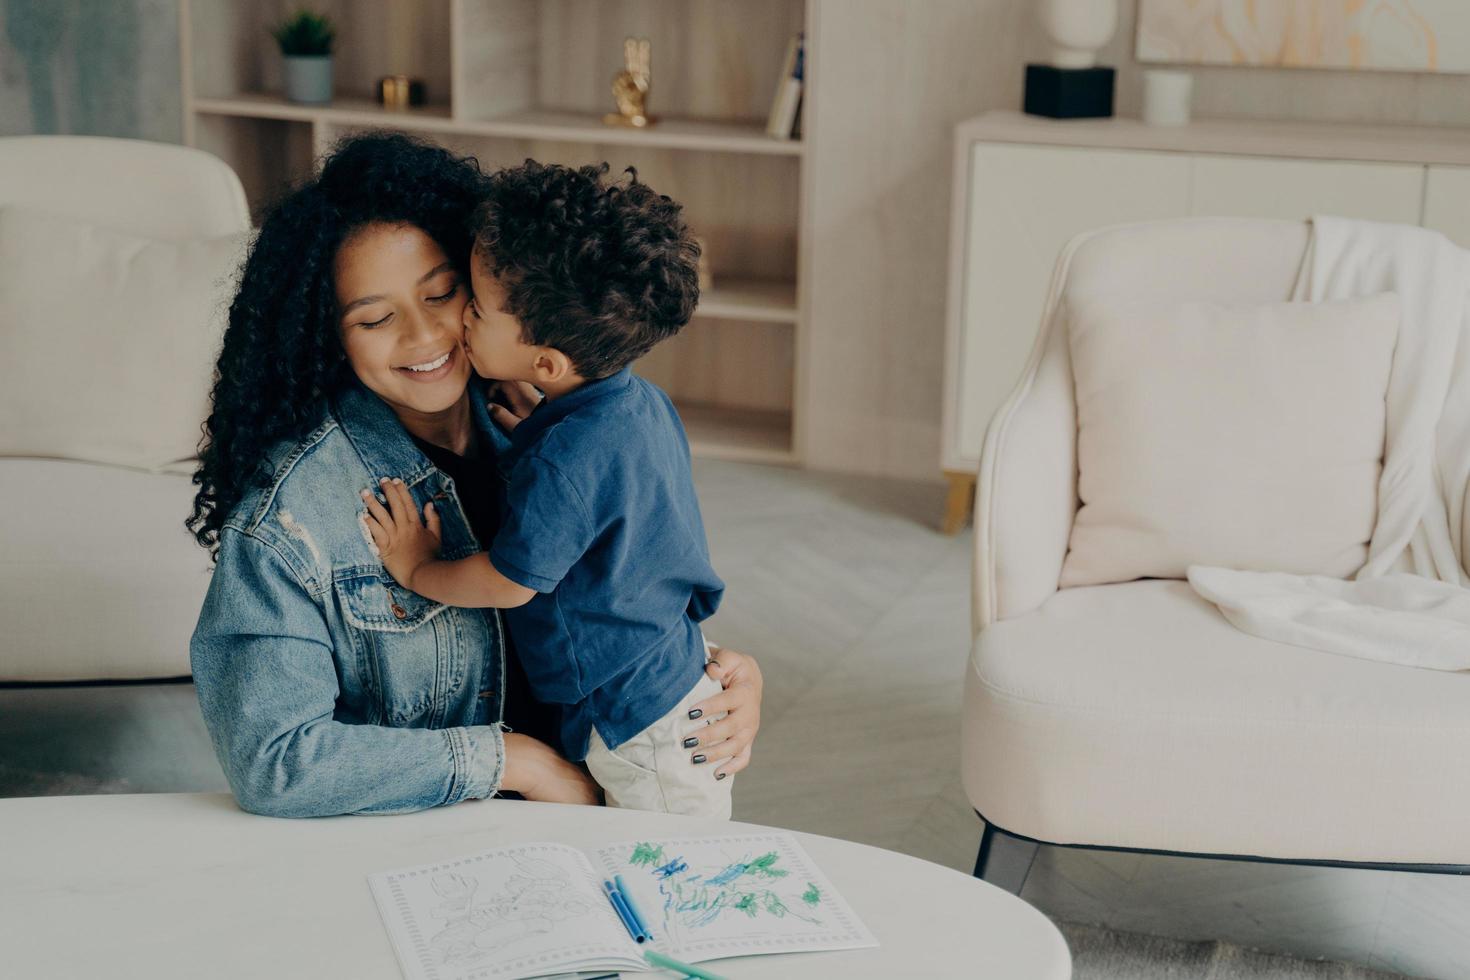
[283,55,333,104]
[1038,0,1118,69]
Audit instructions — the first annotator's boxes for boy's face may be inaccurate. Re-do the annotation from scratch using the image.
[462,260,537,381]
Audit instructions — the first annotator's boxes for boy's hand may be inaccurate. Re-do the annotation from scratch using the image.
[488,380,544,433]
[361,477,442,591]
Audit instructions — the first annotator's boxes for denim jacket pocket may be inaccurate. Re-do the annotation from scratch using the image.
[334,568,448,725]
[336,571,443,632]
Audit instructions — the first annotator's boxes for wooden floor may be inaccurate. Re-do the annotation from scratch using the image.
[2,460,1465,978]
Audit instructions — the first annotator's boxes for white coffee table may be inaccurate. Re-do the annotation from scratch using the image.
[0,793,1070,978]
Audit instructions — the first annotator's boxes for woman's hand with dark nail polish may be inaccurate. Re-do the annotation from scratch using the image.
[691,753,706,765]
[681,735,699,749]
[687,708,703,720]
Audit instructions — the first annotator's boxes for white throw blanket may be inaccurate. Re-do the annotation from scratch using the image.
[1188,216,1470,670]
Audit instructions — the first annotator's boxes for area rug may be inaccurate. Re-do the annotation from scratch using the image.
[1062,922,1411,980]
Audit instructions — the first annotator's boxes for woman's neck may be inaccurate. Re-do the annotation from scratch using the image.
[394,391,476,457]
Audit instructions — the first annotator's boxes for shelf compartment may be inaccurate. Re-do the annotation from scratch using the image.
[697,279,798,323]
[675,402,795,464]
[635,315,795,463]
[366,131,800,285]
[190,114,314,220]
[187,0,454,106]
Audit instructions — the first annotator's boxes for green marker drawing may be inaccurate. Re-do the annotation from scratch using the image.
[802,882,821,906]
[630,842,666,867]
[734,893,758,916]
[742,851,789,879]
[762,892,795,918]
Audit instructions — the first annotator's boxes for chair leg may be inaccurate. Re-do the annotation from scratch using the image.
[973,819,1040,896]
[974,821,997,878]
[941,471,976,535]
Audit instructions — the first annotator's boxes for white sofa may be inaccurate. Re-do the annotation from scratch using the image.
[0,137,249,682]
[961,218,1470,877]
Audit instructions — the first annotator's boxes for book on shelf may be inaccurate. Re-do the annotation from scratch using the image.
[369,831,875,980]
[766,32,804,140]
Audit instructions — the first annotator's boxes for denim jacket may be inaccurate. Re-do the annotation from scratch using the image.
[191,381,516,817]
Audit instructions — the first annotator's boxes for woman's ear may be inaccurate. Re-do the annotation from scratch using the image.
[530,347,576,385]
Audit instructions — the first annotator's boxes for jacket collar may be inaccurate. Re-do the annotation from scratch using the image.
[332,380,507,485]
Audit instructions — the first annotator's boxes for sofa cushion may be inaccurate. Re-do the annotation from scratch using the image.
[1060,294,1399,587]
[0,459,210,680]
[961,580,1470,864]
[0,206,247,471]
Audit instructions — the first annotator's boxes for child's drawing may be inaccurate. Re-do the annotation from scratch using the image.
[626,841,826,935]
[426,855,596,965]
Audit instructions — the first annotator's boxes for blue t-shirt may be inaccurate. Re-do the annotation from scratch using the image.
[489,368,724,760]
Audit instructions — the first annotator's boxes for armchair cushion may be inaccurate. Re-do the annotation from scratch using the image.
[1060,294,1399,587]
[0,459,209,681]
[0,206,247,471]
[961,579,1470,864]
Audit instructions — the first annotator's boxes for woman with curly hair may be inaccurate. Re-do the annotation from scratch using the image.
[187,133,763,817]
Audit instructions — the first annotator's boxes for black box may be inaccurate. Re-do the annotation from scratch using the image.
[1023,64,1115,119]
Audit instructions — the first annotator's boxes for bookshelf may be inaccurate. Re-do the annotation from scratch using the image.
[179,0,807,465]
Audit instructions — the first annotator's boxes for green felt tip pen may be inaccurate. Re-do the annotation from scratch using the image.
[643,948,728,980]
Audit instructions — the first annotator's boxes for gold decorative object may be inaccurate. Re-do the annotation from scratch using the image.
[603,37,654,128]
[377,74,425,110]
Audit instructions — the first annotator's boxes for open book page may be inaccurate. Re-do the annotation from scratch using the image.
[368,842,640,980]
[594,833,877,963]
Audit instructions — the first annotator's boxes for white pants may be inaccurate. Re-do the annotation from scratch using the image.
[584,672,733,818]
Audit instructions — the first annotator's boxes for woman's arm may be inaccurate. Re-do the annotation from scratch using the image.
[191,528,514,817]
[686,646,764,779]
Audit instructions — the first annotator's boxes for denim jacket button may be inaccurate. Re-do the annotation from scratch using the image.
[390,602,408,620]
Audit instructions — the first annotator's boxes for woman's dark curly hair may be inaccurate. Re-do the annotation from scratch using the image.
[187,132,490,556]
[472,161,701,380]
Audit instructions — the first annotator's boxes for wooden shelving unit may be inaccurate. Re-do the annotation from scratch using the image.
[180,0,807,465]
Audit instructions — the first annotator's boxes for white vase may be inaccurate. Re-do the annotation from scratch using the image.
[1142,70,1194,126]
[1038,0,1119,69]
[283,55,333,104]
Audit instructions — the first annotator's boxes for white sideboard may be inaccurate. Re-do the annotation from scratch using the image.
[939,110,1470,532]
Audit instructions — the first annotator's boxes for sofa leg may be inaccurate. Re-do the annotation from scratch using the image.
[973,820,1040,896]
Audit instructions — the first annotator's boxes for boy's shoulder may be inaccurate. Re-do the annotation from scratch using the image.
[518,376,685,479]
[539,375,677,444]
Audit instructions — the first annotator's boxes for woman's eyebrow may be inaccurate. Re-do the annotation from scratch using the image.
[341,263,457,317]
[341,294,386,316]
[417,261,454,285]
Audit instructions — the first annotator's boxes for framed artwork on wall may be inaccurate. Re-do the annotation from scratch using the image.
[1136,0,1470,74]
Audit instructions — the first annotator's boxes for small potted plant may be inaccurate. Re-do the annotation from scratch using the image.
[272,9,335,105]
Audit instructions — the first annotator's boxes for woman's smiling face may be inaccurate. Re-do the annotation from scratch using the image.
[336,222,473,419]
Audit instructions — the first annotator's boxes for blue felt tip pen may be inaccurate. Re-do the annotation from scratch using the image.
[603,879,646,943]
[614,874,653,941]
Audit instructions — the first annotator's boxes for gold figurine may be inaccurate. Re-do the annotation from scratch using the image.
[604,36,654,128]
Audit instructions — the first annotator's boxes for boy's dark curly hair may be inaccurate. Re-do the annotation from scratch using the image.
[187,132,490,556]
[471,161,701,379]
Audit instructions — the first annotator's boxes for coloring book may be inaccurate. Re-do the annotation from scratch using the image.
[368,832,876,979]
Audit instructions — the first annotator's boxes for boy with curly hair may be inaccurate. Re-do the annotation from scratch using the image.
[362,160,730,817]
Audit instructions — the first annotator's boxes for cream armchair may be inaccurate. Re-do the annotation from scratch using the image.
[0,137,249,682]
[961,218,1470,886]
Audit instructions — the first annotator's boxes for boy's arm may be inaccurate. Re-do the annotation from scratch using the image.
[361,477,535,609]
[407,552,535,609]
